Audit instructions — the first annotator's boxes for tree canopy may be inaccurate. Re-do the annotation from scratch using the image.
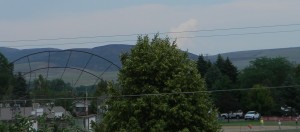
[238,57,299,114]
[99,35,220,131]
[239,57,293,88]
[0,52,13,99]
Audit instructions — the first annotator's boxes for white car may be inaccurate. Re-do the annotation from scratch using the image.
[220,110,243,119]
[244,111,260,120]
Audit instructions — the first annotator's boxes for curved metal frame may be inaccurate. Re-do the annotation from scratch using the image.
[10,50,121,69]
[9,50,121,88]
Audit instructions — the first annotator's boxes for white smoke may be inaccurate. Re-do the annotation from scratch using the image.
[169,19,198,50]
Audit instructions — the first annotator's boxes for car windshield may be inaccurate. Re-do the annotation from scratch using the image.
[247,111,255,114]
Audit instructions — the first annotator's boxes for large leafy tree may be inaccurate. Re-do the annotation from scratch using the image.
[0,52,13,99]
[243,85,274,115]
[239,57,295,114]
[100,35,219,131]
[239,57,293,88]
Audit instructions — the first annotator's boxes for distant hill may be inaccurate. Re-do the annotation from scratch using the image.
[211,47,300,69]
[1,45,300,72]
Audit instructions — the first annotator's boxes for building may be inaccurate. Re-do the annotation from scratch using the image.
[0,103,70,131]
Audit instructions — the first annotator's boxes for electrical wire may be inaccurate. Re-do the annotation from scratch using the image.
[1,85,299,102]
[4,29,300,48]
[5,39,136,48]
[1,23,300,43]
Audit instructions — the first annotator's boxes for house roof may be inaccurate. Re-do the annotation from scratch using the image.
[72,100,91,105]
[0,106,70,121]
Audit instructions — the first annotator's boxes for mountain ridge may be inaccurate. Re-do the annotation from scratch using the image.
[1,44,300,71]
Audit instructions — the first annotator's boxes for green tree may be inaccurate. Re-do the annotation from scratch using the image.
[196,54,211,77]
[295,64,300,83]
[205,65,222,90]
[0,114,34,131]
[91,79,109,114]
[11,72,30,100]
[94,79,109,96]
[31,75,50,99]
[243,85,274,115]
[223,57,238,82]
[0,52,13,99]
[212,75,239,113]
[238,57,295,114]
[239,57,293,88]
[99,35,220,131]
[214,55,237,83]
[215,54,225,73]
[279,75,300,115]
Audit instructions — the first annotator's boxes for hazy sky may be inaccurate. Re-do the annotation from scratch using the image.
[1,0,300,55]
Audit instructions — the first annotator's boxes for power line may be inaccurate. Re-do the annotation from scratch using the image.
[116,85,300,97]
[5,29,300,48]
[1,85,299,102]
[178,29,300,39]
[6,39,136,48]
[1,23,300,43]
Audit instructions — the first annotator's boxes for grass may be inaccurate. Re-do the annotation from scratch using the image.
[259,130,299,132]
[220,120,298,126]
[220,120,300,132]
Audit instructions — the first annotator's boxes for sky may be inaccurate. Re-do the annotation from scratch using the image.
[1,0,300,55]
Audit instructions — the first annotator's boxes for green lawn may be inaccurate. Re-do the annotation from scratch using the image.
[221,120,300,132]
[259,129,299,132]
[220,120,298,126]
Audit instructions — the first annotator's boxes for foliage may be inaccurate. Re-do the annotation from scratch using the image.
[0,52,13,99]
[205,65,222,90]
[212,75,239,112]
[0,107,80,132]
[31,75,73,98]
[223,58,238,83]
[214,55,237,83]
[238,57,297,114]
[37,112,80,132]
[94,79,109,96]
[90,79,109,114]
[196,54,211,77]
[243,85,274,115]
[200,55,240,113]
[11,72,30,100]
[239,57,294,88]
[215,54,225,74]
[0,114,35,132]
[31,75,49,99]
[295,64,300,79]
[30,76,74,111]
[97,35,220,131]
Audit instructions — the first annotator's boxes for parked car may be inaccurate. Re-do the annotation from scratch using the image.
[220,110,243,119]
[244,111,260,120]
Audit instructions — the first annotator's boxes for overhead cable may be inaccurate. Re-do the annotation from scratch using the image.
[1,23,300,43]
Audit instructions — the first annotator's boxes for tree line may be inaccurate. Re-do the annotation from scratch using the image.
[197,54,300,116]
[0,53,74,109]
[1,34,300,131]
